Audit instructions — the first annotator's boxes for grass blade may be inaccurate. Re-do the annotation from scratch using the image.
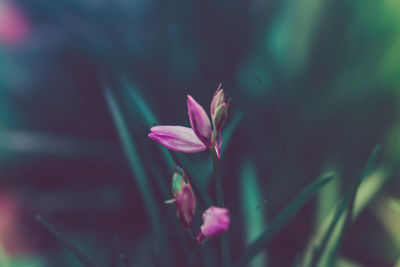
[307,144,381,267]
[119,76,174,168]
[36,215,98,267]
[240,161,268,267]
[104,88,173,265]
[220,111,243,158]
[104,88,161,230]
[326,145,381,266]
[234,172,335,267]
[300,167,389,267]
[291,253,302,267]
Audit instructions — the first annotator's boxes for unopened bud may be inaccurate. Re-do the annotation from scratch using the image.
[168,166,196,229]
[212,102,229,133]
[196,206,230,243]
[210,84,225,117]
[176,184,196,229]
[171,166,185,196]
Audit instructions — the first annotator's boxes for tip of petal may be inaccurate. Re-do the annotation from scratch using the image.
[187,95,195,104]
[148,130,156,139]
[149,126,158,132]
[187,95,195,109]
[216,82,222,92]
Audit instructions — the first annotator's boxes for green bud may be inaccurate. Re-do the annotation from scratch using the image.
[212,102,229,133]
[172,166,187,196]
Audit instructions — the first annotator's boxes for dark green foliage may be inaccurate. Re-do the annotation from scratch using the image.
[235,172,335,267]
[36,215,98,267]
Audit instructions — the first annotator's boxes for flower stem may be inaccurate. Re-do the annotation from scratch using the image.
[212,149,231,267]
[212,149,224,206]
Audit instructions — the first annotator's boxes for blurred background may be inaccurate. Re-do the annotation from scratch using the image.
[0,0,400,266]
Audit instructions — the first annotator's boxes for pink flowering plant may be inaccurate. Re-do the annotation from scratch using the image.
[30,80,375,267]
[144,84,344,267]
[148,83,231,264]
[149,83,229,158]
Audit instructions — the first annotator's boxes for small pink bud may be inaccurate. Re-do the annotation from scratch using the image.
[210,84,230,134]
[212,102,229,134]
[167,167,196,229]
[176,184,196,229]
[196,206,230,243]
[210,83,225,117]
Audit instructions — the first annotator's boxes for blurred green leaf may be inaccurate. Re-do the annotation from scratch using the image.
[120,76,174,168]
[234,172,335,267]
[371,195,400,257]
[301,166,389,267]
[240,161,268,267]
[36,215,98,267]
[104,88,160,229]
[307,144,381,267]
[0,243,11,267]
[104,87,173,265]
[221,110,244,158]
[291,253,302,267]
[389,198,400,214]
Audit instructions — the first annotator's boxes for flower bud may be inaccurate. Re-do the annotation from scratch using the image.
[167,167,196,229]
[196,206,230,243]
[212,102,229,134]
[171,166,184,196]
[210,84,225,117]
[176,184,196,229]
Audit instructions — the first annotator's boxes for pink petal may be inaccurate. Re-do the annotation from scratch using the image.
[176,185,196,229]
[200,206,230,238]
[148,125,207,153]
[187,95,213,148]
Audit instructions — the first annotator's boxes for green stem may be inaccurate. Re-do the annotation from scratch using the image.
[213,149,224,206]
[212,149,231,267]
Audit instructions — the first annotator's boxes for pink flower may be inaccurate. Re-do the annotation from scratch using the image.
[0,0,30,45]
[196,206,230,243]
[148,84,229,157]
